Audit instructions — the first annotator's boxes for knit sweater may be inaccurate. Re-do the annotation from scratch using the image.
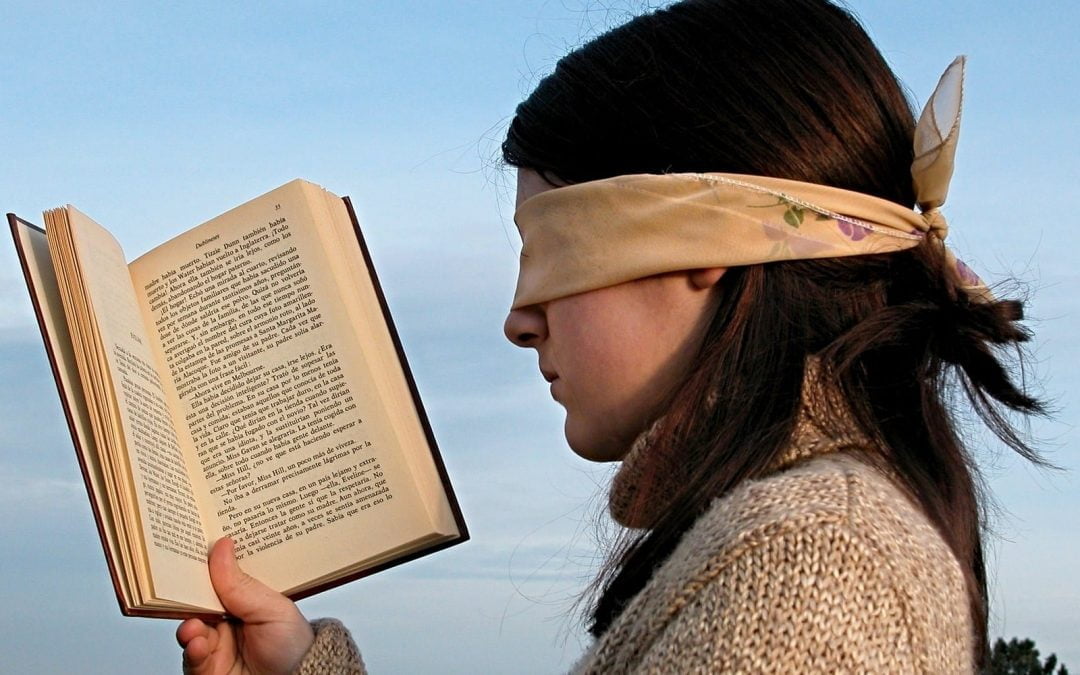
[294,384,974,673]
[573,452,973,673]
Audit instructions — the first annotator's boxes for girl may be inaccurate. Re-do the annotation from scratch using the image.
[177,0,1044,672]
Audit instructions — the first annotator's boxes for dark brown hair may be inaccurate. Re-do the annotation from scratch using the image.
[503,0,1045,667]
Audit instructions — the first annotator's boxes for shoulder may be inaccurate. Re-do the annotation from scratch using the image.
[655,452,967,594]
[579,452,974,674]
[695,452,957,569]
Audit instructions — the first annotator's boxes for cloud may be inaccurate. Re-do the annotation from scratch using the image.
[0,463,83,510]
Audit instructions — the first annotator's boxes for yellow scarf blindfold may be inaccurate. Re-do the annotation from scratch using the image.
[511,57,986,310]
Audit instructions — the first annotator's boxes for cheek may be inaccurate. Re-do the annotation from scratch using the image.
[562,322,652,400]
[545,333,634,460]
[546,279,716,461]
[559,332,676,459]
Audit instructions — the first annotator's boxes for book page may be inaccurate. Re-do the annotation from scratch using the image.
[9,220,134,609]
[314,188,460,536]
[129,180,441,591]
[57,207,220,611]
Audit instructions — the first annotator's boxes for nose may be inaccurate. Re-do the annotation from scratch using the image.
[503,305,547,348]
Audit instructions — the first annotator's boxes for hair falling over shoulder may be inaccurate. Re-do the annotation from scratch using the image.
[503,0,1046,666]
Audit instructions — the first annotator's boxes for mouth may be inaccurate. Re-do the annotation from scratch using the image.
[539,365,557,383]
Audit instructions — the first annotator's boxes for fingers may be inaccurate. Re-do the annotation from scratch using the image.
[176,618,206,648]
[177,619,217,674]
[176,540,312,674]
[181,635,210,673]
[208,537,294,623]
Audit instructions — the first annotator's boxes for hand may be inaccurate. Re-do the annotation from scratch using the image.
[176,538,315,675]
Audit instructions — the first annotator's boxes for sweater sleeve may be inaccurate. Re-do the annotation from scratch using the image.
[294,618,366,674]
[632,522,923,674]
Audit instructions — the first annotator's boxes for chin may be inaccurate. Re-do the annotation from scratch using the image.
[564,421,629,463]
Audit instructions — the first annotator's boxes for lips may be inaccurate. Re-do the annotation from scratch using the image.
[539,362,557,383]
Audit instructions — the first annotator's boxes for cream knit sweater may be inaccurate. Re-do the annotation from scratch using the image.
[573,452,974,673]
[295,388,975,673]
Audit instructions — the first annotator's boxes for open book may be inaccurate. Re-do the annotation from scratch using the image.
[8,179,467,618]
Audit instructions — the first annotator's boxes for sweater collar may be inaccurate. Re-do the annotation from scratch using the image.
[608,359,873,529]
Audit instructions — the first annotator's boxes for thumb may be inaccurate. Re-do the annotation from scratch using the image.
[208,537,292,622]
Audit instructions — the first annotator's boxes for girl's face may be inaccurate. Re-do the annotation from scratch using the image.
[505,169,725,462]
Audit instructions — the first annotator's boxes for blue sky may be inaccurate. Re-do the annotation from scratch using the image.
[1,1,1077,672]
